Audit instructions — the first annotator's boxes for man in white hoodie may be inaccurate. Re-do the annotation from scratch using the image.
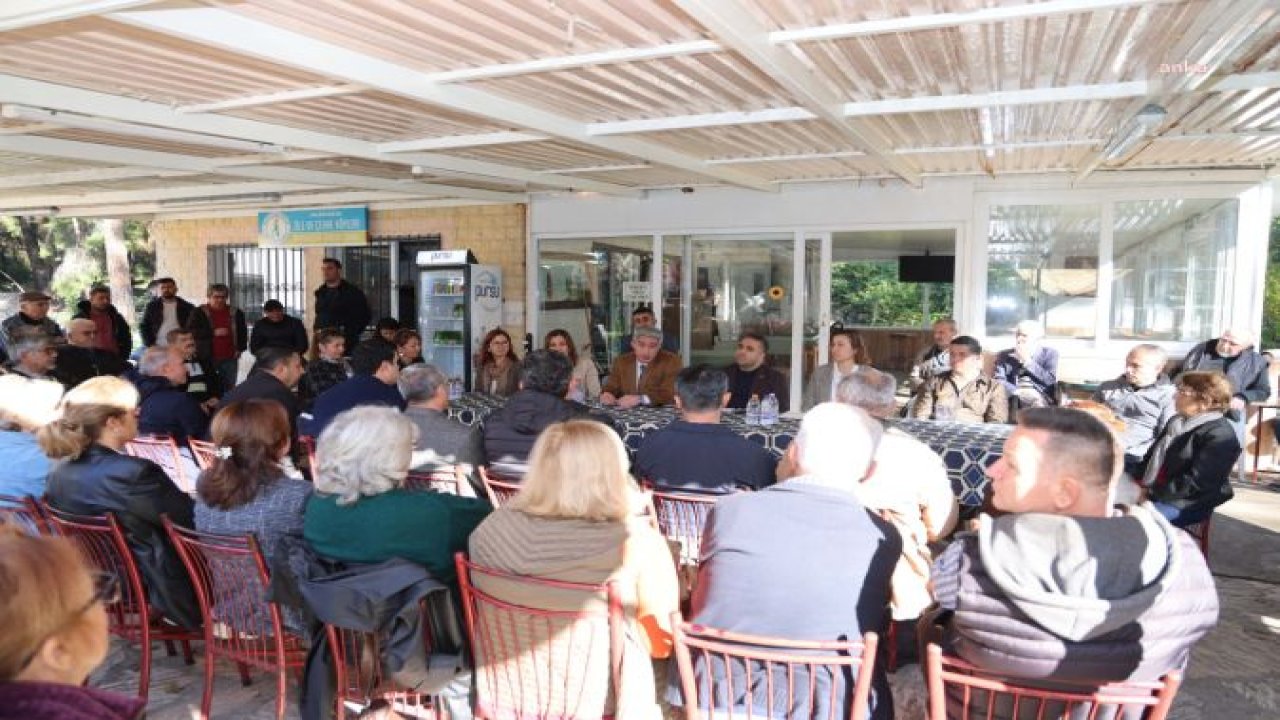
[925,407,1218,707]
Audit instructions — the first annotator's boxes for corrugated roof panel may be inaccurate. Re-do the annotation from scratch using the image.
[225,92,513,143]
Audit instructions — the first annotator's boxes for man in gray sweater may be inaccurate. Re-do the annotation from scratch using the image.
[1093,344,1177,476]
[925,408,1218,710]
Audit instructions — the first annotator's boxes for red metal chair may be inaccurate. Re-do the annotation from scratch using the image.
[163,518,307,720]
[189,437,219,471]
[0,493,48,535]
[1183,514,1212,562]
[326,614,443,720]
[671,617,879,720]
[125,434,190,492]
[405,465,467,495]
[647,488,721,567]
[41,505,198,702]
[478,467,522,507]
[299,435,318,478]
[925,644,1183,720]
[456,552,623,720]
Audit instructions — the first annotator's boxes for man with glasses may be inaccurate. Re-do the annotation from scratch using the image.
[188,283,247,394]
[1177,327,1270,473]
[0,290,63,364]
[4,331,58,382]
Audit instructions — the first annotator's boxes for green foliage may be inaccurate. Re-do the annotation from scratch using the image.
[0,216,155,322]
[1263,216,1280,350]
[830,260,954,327]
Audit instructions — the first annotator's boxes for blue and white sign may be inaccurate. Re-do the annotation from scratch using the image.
[258,206,368,247]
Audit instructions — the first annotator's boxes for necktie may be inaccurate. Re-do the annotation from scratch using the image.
[636,362,647,392]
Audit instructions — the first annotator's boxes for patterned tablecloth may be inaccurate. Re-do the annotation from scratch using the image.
[448,394,1009,506]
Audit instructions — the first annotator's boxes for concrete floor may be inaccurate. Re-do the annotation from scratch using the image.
[91,479,1280,719]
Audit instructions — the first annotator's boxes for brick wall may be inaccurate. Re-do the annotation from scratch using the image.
[149,203,527,340]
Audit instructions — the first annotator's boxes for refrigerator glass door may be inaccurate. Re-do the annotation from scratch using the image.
[418,268,468,384]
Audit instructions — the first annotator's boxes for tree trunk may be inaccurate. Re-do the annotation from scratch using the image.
[16,216,52,290]
[102,219,135,323]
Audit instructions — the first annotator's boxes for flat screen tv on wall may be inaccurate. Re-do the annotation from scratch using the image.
[898,255,955,283]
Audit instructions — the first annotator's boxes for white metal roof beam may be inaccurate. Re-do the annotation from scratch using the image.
[0,135,526,202]
[378,132,548,153]
[176,84,366,113]
[0,74,635,196]
[0,0,157,31]
[769,0,1179,44]
[108,7,775,192]
[0,166,198,189]
[7,181,324,208]
[673,0,922,185]
[425,40,722,83]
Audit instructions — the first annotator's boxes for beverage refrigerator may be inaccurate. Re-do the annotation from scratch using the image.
[415,250,503,393]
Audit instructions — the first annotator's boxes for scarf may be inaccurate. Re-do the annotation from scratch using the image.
[1141,411,1223,487]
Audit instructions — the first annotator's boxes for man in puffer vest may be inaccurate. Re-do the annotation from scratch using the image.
[924,407,1218,714]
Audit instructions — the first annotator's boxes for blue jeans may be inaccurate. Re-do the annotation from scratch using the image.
[1152,500,1212,528]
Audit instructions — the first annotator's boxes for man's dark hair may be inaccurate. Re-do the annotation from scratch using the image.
[949,335,983,355]
[1017,407,1118,489]
[207,283,230,296]
[375,317,400,332]
[350,341,396,376]
[254,346,298,373]
[518,349,572,396]
[738,331,768,352]
[154,277,175,286]
[321,257,342,269]
[88,285,110,297]
[631,305,654,319]
[676,365,729,413]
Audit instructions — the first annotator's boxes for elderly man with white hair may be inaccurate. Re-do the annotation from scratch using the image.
[836,368,957,662]
[1177,326,1270,419]
[677,402,901,720]
[5,332,58,381]
[53,318,128,388]
[993,319,1060,410]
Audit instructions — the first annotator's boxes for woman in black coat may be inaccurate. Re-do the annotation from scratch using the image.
[1140,370,1241,527]
[38,376,201,630]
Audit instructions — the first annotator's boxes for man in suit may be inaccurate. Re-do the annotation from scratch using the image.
[600,326,682,407]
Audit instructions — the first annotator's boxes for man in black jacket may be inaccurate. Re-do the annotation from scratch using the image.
[481,349,617,470]
[72,285,132,358]
[134,346,210,443]
[250,299,309,356]
[313,258,371,353]
[220,346,305,439]
[140,277,195,347]
[54,318,128,388]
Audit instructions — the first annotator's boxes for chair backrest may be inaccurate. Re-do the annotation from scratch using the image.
[405,466,466,495]
[125,435,189,492]
[648,488,721,566]
[189,438,218,471]
[41,506,154,635]
[325,601,440,720]
[925,644,1183,720]
[0,493,48,536]
[299,435,318,475]
[671,618,879,720]
[163,518,290,660]
[1182,515,1212,559]
[455,552,623,720]
[478,467,522,507]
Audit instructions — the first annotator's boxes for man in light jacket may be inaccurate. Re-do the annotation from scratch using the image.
[1093,343,1177,476]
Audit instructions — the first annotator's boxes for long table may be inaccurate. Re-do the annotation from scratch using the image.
[448,393,1008,506]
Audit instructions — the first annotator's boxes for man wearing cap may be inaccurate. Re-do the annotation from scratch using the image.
[1,290,63,363]
[250,299,309,356]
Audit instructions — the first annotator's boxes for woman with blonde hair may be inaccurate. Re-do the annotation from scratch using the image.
[303,406,491,586]
[40,376,200,630]
[0,526,141,720]
[467,419,679,720]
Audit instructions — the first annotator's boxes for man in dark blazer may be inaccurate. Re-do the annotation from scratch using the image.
[220,346,304,438]
[600,326,682,407]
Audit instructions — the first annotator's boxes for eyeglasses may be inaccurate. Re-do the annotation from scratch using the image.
[18,572,119,671]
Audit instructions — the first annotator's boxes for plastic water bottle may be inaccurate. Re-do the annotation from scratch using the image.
[760,393,779,426]
[745,394,761,425]
[448,377,463,400]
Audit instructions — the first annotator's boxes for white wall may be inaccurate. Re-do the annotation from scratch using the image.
[530,170,1273,382]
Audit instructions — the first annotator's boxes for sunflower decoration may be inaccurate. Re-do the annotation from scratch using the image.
[767,285,786,301]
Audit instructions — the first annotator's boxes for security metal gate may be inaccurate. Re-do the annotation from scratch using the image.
[332,235,441,328]
[206,245,306,324]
